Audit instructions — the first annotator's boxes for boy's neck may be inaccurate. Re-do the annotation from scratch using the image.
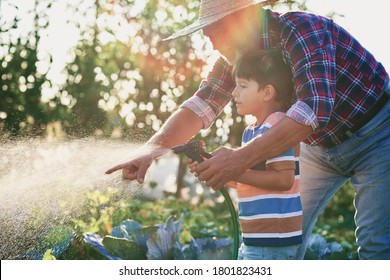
[254,104,282,126]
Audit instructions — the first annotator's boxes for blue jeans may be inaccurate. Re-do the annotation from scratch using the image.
[238,243,299,260]
[296,92,390,259]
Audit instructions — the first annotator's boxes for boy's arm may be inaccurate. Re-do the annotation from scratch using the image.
[236,160,295,191]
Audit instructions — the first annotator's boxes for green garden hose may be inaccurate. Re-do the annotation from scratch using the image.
[220,186,240,260]
[171,140,241,260]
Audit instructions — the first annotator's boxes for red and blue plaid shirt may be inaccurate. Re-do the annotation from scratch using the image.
[181,8,389,146]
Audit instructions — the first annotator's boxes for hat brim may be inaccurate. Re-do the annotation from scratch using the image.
[162,0,271,41]
[162,12,228,41]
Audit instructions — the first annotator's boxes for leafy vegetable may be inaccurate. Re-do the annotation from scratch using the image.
[84,215,233,260]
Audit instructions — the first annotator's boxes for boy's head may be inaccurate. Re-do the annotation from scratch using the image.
[232,48,294,115]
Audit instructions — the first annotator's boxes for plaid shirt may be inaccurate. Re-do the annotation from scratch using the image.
[180,9,389,146]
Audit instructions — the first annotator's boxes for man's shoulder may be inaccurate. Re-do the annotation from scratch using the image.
[278,10,334,31]
[280,10,326,22]
[263,111,286,127]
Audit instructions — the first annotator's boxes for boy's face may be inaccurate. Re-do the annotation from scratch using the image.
[232,77,265,116]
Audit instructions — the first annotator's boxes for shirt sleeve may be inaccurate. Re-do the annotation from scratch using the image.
[179,57,235,129]
[281,13,337,131]
[265,147,295,166]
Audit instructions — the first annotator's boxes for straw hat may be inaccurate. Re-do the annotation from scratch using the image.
[162,0,276,41]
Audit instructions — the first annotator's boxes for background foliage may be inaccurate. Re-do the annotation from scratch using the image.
[1,0,314,141]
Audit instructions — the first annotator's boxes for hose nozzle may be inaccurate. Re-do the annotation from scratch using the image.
[171,140,211,163]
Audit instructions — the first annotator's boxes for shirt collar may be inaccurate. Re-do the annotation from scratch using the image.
[259,8,282,49]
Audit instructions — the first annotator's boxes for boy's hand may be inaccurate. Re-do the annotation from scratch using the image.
[188,159,199,177]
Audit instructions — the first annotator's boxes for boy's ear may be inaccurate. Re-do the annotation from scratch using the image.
[263,85,276,101]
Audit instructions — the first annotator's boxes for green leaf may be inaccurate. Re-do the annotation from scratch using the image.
[102,236,147,260]
[146,229,174,260]
[84,233,121,260]
[42,249,56,260]
[190,238,233,260]
[163,214,183,241]
[111,220,142,238]
[306,234,328,259]
[130,226,159,247]
[23,226,73,260]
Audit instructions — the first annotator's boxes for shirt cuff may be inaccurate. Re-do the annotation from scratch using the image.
[180,96,216,129]
[286,100,319,131]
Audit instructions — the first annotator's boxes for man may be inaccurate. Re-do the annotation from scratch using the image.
[106,0,390,259]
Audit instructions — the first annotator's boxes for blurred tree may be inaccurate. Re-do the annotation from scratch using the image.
[59,0,109,136]
[0,0,55,136]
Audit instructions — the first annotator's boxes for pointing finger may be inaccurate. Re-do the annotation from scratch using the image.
[136,163,149,184]
[105,164,125,174]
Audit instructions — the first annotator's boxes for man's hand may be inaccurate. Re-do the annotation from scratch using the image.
[105,153,154,183]
[105,145,168,183]
[196,146,247,191]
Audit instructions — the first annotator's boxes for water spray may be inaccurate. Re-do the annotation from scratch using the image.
[172,139,240,260]
[0,138,144,259]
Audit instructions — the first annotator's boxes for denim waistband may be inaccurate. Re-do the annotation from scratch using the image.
[322,78,390,148]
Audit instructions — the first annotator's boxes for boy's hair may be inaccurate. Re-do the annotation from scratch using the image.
[232,48,295,111]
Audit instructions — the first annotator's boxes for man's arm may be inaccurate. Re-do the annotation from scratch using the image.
[147,107,203,148]
[196,116,313,190]
[106,107,203,182]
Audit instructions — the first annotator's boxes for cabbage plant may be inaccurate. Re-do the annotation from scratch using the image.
[84,215,233,260]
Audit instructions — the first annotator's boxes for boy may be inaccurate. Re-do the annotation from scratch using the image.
[190,49,302,260]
